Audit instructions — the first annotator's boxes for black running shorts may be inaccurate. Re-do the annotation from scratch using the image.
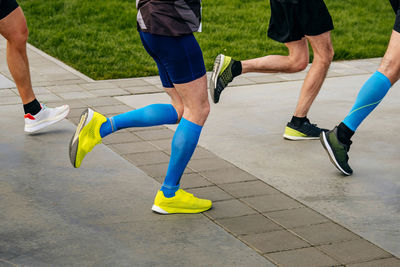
[268,0,334,43]
[0,0,19,20]
[390,0,400,33]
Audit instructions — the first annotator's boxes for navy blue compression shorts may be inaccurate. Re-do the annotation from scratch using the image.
[139,31,206,88]
[0,0,19,20]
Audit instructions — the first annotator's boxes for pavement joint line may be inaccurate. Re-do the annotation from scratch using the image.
[0,258,19,267]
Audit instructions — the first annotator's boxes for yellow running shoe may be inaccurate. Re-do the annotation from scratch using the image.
[152,189,212,214]
[69,108,107,168]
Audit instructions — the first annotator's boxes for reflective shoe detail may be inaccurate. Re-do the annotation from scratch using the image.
[69,108,107,168]
[24,104,70,133]
[320,127,353,176]
[209,54,234,103]
[152,189,212,214]
[283,120,327,140]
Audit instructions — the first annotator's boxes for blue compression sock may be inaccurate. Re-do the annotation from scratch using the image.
[99,104,178,137]
[342,71,392,131]
[161,118,202,198]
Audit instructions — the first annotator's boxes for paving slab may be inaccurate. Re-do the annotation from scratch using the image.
[0,105,273,267]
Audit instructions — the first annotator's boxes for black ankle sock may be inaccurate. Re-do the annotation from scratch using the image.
[23,99,41,115]
[290,116,308,127]
[337,122,354,145]
[231,60,242,78]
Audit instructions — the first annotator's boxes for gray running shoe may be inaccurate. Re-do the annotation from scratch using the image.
[209,54,235,103]
[320,127,353,175]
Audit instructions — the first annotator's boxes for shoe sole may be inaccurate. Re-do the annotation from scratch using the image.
[320,132,352,176]
[24,106,70,133]
[69,108,92,168]
[151,204,212,214]
[283,134,320,140]
[209,54,224,104]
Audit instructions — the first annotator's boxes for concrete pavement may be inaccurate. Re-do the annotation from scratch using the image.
[1,37,399,266]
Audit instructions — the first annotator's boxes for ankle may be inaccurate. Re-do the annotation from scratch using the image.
[337,122,354,145]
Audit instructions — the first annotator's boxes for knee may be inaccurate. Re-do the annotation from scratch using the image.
[197,99,210,120]
[314,46,334,67]
[8,23,29,48]
[288,57,309,73]
[379,57,400,83]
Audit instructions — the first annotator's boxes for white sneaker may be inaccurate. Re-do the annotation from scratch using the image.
[24,104,70,133]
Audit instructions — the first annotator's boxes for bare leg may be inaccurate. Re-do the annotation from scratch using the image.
[173,75,210,126]
[378,30,400,85]
[241,38,309,74]
[293,31,334,117]
[0,7,35,104]
[163,86,184,122]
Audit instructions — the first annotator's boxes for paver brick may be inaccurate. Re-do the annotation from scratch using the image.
[102,132,141,145]
[190,147,216,160]
[90,88,130,97]
[266,247,340,267]
[149,139,172,151]
[242,230,310,254]
[242,194,304,213]
[47,99,87,109]
[110,78,151,87]
[347,257,400,267]
[58,91,95,100]
[124,151,170,166]
[93,105,132,115]
[124,85,164,94]
[0,96,20,105]
[109,141,159,155]
[187,185,233,202]
[134,128,174,141]
[265,207,329,229]
[80,97,123,107]
[206,199,257,219]
[129,125,167,132]
[180,173,213,189]
[199,167,258,184]
[216,214,282,236]
[219,180,280,198]
[318,239,392,264]
[80,82,119,90]
[188,158,236,172]
[67,108,86,118]
[292,222,360,245]
[139,163,194,178]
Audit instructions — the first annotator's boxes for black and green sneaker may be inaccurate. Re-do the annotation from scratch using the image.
[209,54,235,103]
[283,119,327,140]
[320,126,353,176]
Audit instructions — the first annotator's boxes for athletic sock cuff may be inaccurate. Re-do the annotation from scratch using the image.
[180,117,203,133]
[338,122,354,145]
[23,99,42,115]
[232,60,242,78]
[375,71,392,88]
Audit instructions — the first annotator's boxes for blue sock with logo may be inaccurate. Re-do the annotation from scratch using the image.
[99,104,178,137]
[161,118,202,198]
[342,71,392,131]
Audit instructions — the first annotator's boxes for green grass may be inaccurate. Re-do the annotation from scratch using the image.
[20,0,395,80]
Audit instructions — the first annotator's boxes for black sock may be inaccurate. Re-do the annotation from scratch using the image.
[337,122,354,145]
[23,99,41,115]
[231,60,242,78]
[290,116,308,127]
